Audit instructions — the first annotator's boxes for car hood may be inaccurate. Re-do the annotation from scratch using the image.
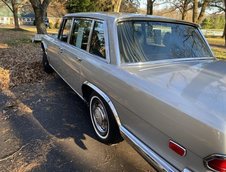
[121,59,226,126]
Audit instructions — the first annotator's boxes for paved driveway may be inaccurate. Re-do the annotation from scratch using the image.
[0,74,154,172]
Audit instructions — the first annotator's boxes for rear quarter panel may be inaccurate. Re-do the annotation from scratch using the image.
[80,57,211,171]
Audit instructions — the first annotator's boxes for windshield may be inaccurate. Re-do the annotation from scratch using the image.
[117,21,213,63]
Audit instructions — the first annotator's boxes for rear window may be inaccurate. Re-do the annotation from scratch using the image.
[118,21,213,63]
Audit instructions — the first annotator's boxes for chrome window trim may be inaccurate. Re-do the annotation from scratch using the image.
[67,18,74,44]
[197,28,215,58]
[119,57,215,67]
[57,17,73,42]
[204,154,226,172]
[115,20,215,65]
[120,126,179,172]
[88,19,110,63]
[103,20,111,64]
[65,17,110,64]
[59,39,108,64]
[113,19,121,66]
[86,19,95,52]
[116,17,199,28]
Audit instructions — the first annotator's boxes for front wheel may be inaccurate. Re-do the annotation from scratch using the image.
[89,92,121,144]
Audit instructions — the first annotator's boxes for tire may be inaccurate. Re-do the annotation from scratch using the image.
[89,92,121,144]
[42,50,53,73]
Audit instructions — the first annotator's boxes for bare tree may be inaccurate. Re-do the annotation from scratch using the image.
[29,0,51,34]
[147,0,155,15]
[192,0,211,24]
[1,0,20,29]
[164,0,193,20]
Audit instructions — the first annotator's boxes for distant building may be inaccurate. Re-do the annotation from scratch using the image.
[0,2,14,24]
[0,1,65,26]
[21,13,35,25]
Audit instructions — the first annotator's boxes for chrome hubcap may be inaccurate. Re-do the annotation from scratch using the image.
[91,97,109,138]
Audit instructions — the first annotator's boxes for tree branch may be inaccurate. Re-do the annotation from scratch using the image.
[1,0,13,12]
[210,4,225,12]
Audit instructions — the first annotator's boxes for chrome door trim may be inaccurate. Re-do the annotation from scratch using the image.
[83,81,121,127]
[120,126,179,172]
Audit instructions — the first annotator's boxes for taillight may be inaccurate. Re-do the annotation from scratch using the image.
[205,154,226,172]
[169,140,186,157]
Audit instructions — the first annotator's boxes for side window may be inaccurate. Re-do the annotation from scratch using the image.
[70,19,92,50]
[58,18,72,42]
[89,21,106,59]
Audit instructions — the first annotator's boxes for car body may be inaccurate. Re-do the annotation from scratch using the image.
[41,12,226,172]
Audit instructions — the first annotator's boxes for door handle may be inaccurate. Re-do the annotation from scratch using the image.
[59,48,63,53]
[77,58,82,62]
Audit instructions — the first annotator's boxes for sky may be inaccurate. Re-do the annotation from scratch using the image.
[140,0,147,9]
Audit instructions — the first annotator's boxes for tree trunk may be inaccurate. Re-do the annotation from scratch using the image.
[147,0,154,15]
[29,0,51,34]
[12,0,19,29]
[182,11,187,20]
[34,8,47,34]
[114,0,122,12]
[196,0,210,24]
[193,0,198,23]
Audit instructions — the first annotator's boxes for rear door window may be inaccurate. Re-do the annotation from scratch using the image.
[89,21,106,59]
[70,19,92,51]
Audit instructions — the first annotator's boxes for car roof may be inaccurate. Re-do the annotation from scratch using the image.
[64,12,199,27]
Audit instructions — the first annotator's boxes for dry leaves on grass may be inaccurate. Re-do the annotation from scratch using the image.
[0,42,53,90]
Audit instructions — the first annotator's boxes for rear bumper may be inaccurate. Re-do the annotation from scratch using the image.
[120,126,185,172]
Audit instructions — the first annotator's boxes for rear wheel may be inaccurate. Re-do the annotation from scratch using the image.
[89,92,121,144]
[42,50,53,73]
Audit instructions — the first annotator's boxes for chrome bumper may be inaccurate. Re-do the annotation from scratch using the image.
[120,126,179,172]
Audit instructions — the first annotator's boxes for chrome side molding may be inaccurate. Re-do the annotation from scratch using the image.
[120,126,179,172]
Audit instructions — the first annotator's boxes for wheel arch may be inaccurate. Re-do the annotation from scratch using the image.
[82,81,122,127]
[41,41,47,53]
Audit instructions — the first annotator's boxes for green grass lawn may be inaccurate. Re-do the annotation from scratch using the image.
[206,37,226,59]
[0,26,58,46]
